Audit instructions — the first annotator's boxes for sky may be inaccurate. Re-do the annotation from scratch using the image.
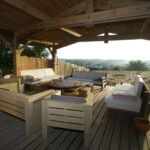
[56,39,150,60]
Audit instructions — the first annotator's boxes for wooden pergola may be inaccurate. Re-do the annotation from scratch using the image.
[0,0,150,73]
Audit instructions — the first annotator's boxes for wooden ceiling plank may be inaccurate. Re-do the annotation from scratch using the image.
[18,1,86,41]
[86,0,94,13]
[18,3,150,34]
[2,0,50,21]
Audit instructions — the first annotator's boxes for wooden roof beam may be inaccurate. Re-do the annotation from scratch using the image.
[2,0,50,21]
[18,2,86,42]
[80,33,150,42]
[18,3,150,34]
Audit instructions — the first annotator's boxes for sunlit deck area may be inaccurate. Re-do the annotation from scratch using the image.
[0,86,149,150]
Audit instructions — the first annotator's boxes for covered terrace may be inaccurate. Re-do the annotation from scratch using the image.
[0,0,150,150]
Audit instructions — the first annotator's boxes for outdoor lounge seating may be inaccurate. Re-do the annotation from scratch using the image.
[21,68,63,85]
[105,75,150,117]
[0,88,60,136]
[66,71,107,89]
[42,92,96,149]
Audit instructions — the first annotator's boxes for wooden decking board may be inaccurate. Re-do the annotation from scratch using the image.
[99,115,116,150]
[129,122,139,150]
[0,123,25,150]
[48,130,71,150]
[68,133,84,150]
[15,131,41,150]
[90,114,108,150]
[0,86,149,150]
[109,119,121,150]
[120,122,130,150]
[57,131,79,150]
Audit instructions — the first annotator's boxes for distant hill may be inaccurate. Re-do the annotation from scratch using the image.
[61,59,150,70]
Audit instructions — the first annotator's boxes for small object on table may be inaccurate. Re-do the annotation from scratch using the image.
[78,86,93,98]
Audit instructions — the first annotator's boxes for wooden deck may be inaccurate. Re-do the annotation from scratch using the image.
[0,86,150,150]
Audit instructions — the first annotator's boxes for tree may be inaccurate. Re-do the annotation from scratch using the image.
[21,45,49,58]
[126,60,148,71]
[0,41,13,75]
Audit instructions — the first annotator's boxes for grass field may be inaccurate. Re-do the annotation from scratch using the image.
[101,71,150,89]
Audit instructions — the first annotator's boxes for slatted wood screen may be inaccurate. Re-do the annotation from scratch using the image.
[57,60,89,77]
[16,50,89,76]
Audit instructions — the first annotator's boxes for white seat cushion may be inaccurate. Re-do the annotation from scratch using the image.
[105,94,142,113]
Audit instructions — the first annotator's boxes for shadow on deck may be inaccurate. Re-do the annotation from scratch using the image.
[0,86,149,150]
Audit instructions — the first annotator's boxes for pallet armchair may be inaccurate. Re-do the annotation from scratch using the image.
[0,89,58,136]
[42,94,94,149]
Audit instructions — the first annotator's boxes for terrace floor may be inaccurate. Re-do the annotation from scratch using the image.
[0,86,150,150]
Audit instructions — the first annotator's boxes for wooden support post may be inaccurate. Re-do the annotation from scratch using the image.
[13,33,17,76]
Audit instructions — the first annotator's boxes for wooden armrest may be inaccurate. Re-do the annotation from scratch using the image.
[28,89,56,103]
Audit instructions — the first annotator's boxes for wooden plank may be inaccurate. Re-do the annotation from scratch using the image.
[109,120,121,150]
[0,100,24,114]
[57,131,78,150]
[99,116,115,150]
[48,114,84,124]
[19,3,150,33]
[69,133,84,150]
[49,130,71,150]
[47,100,85,111]
[2,0,49,21]
[48,121,84,131]
[48,108,85,118]
[128,123,139,150]
[120,122,129,150]
[90,114,109,150]
[86,0,94,13]
[0,105,24,119]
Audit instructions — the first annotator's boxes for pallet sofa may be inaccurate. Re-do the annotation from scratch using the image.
[0,88,60,136]
[21,68,62,85]
[105,75,150,119]
[21,68,63,91]
[66,71,107,89]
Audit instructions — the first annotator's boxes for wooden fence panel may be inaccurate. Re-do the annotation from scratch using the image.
[15,50,89,77]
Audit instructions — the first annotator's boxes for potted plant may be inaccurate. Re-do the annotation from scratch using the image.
[134,117,150,134]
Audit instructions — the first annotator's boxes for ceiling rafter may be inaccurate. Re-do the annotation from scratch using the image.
[2,0,50,21]
[18,3,150,35]
[15,1,85,42]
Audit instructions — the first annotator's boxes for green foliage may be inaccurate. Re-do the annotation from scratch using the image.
[0,41,13,75]
[21,45,49,58]
[126,60,148,71]
[112,66,121,71]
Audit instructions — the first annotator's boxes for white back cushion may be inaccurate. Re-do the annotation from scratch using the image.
[21,68,55,78]
[134,75,144,97]
[44,68,54,76]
